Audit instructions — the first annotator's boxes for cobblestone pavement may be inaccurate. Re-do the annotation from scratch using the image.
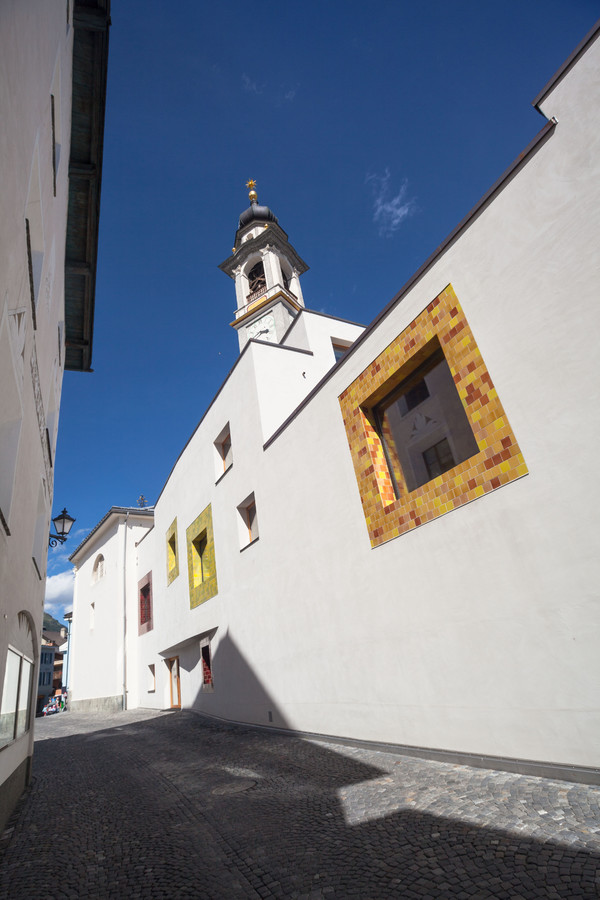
[1,709,599,899]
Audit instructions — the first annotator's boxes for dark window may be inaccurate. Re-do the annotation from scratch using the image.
[374,344,479,494]
[51,94,57,196]
[245,501,258,541]
[25,219,37,330]
[401,378,429,414]
[423,438,455,480]
[140,584,152,626]
[201,644,212,686]
[247,261,266,295]
[168,533,177,569]
[192,532,209,585]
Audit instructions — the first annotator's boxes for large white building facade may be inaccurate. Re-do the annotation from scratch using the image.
[0,1,109,830]
[70,25,600,784]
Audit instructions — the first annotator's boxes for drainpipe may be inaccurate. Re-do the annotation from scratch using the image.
[122,511,130,710]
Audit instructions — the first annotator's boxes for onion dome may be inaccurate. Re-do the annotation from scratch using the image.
[237,180,278,230]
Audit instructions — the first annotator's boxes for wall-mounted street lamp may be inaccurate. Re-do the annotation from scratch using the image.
[49,508,76,548]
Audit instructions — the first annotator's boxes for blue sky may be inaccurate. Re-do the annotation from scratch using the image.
[46,0,598,619]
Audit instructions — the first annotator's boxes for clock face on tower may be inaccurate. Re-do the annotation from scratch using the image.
[247,312,276,343]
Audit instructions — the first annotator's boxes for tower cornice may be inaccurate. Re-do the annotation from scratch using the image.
[219,223,309,279]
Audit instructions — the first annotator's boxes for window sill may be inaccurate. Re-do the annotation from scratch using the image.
[240,536,259,553]
[215,463,233,486]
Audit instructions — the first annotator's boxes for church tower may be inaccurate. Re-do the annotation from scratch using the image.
[219,181,309,351]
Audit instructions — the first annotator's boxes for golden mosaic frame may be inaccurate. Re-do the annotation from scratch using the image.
[186,504,218,609]
[339,284,527,548]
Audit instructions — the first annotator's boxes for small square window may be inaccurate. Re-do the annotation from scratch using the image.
[237,493,259,549]
[214,423,233,480]
[332,339,352,362]
[166,518,179,584]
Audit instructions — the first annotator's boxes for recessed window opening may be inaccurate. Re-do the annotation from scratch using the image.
[138,573,153,634]
[51,95,57,196]
[25,149,44,328]
[214,423,233,477]
[374,344,479,495]
[185,505,218,609]
[221,432,232,468]
[245,500,257,542]
[92,554,105,583]
[237,493,258,548]
[166,518,179,584]
[140,584,151,626]
[191,531,209,587]
[0,648,33,748]
[332,338,352,362]
[201,642,213,686]
[168,534,177,570]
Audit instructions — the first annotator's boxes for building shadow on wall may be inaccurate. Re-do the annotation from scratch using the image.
[176,627,292,729]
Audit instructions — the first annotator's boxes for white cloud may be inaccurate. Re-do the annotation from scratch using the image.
[44,569,74,618]
[365,168,416,237]
[242,73,262,95]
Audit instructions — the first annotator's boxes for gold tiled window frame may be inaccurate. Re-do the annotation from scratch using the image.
[166,517,179,585]
[186,504,218,609]
[339,284,527,548]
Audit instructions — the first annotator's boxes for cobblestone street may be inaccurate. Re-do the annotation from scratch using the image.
[0,709,599,898]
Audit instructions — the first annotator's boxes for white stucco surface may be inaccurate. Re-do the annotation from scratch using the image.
[0,2,74,813]
[70,31,600,773]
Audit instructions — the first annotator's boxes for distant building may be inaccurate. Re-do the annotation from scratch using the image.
[37,644,56,713]
[38,626,68,714]
[70,24,599,784]
[0,1,110,831]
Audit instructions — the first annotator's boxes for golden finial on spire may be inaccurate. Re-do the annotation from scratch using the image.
[246,179,258,203]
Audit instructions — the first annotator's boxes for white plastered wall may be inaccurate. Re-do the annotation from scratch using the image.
[70,513,154,709]
[87,33,599,770]
[252,312,364,441]
[0,2,73,808]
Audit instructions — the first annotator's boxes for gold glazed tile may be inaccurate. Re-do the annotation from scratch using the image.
[339,285,527,547]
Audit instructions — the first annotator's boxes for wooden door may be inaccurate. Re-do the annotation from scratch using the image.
[167,656,181,709]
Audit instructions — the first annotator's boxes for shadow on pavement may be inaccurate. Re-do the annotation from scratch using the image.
[0,710,598,898]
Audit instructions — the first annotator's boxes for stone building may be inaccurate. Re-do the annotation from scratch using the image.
[69,23,599,784]
[0,1,109,830]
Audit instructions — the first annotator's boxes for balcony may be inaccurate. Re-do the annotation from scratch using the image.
[235,282,298,320]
